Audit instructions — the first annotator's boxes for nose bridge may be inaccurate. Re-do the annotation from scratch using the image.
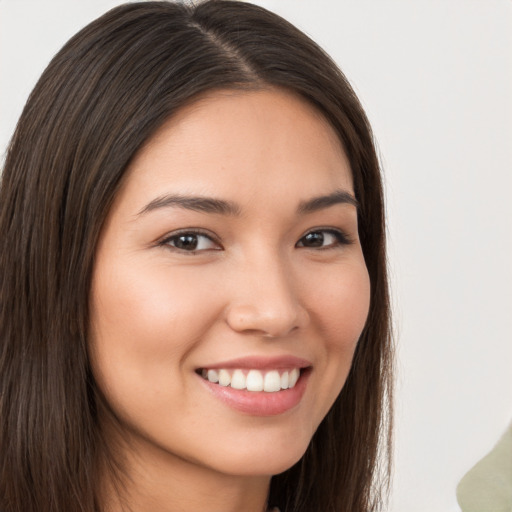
[226,247,306,337]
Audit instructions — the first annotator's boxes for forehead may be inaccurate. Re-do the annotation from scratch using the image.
[119,88,353,213]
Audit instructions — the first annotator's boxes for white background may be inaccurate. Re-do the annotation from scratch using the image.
[1,1,511,511]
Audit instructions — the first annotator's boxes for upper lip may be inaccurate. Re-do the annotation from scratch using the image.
[198,355,312,371]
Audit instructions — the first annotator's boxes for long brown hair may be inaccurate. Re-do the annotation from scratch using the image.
[0,2,393,511]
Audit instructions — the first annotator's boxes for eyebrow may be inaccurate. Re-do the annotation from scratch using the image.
[297,190,359,214]
[137,194,242,217]
[136,189,358,217]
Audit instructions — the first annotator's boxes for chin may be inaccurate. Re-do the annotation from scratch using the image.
[208,436,310,478]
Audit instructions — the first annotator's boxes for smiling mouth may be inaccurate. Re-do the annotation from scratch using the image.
[197,368,303,392]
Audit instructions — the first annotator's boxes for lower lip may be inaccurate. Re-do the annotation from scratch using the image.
[198,369,311,416]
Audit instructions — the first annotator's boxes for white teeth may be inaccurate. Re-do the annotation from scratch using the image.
[246,369,264,391]
[230,369,246,390]
[263,370,281,392]
[207,369,219,383]
[281,371,289,389]
[201,368,303,392]
[218,369,230,387]
[289,368,300,388]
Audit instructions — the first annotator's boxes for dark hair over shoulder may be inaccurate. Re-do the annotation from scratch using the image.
[0,2,393,511]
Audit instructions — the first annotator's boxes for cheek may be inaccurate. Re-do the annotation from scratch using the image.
[87,258,224,408]
[90,260,219,356]
[303,258,371,407]
[309,259,371,347]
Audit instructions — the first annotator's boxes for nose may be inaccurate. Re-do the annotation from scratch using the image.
[225,256,309,338]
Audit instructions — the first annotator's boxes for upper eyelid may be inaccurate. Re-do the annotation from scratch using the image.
[300,226,352,239]
[302,227,344,234]
[160,228,217,239]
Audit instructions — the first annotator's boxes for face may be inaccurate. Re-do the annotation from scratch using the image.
[89,89,370,479]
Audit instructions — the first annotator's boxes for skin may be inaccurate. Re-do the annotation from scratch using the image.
[89,88,371,512]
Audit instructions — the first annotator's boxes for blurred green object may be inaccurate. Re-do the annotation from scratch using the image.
[457,423,512,512]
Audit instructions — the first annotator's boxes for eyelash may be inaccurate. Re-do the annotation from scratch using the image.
[158,227,352,254]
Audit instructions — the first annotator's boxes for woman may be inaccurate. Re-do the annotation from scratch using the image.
[0,2,393,511]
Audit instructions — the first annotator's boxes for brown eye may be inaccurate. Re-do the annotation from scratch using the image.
[174,234,200,250]
[161,231,220,252]
[301,231,325,247]
[296,229,351,249]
